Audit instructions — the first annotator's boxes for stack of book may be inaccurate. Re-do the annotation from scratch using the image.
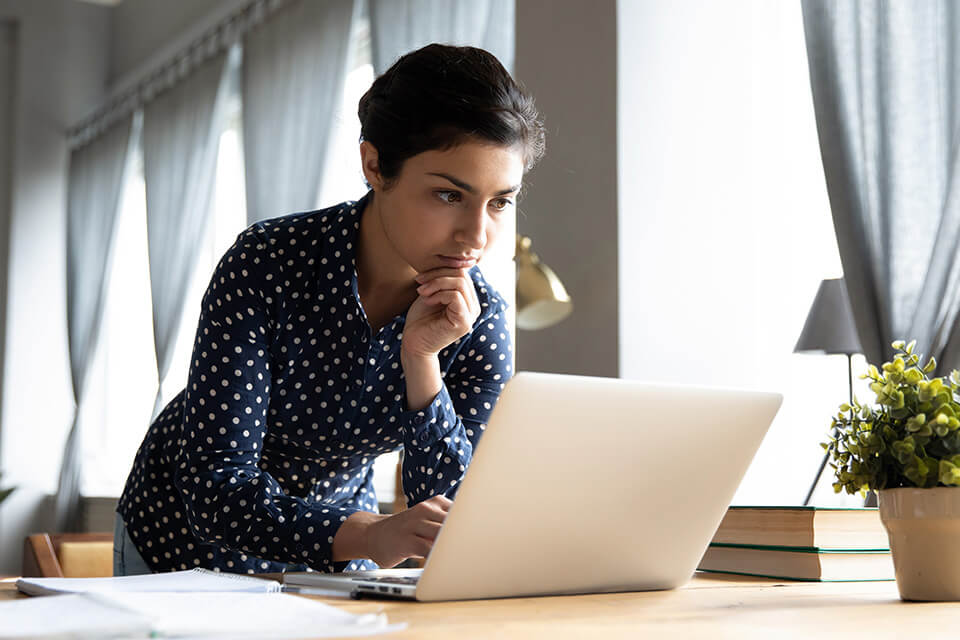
[697,506,895,581]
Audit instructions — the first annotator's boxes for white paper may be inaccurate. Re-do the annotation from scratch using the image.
[102,592,397,638]
[0,592,403,639]
[0,593,150,638]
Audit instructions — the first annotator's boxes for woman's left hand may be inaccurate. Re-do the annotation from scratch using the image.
[402,267,480,359]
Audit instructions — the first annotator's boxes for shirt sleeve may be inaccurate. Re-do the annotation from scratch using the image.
[173,225,360,573]
[398,305,514,505]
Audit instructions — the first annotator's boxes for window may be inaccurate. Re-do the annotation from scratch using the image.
[616,0,865,507]
[80,102,247,497]
[80,144,155,497]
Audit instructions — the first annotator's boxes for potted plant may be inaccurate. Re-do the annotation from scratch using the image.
[825,339,960,601]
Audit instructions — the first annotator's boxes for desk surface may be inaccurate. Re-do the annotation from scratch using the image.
[2,573,954,638]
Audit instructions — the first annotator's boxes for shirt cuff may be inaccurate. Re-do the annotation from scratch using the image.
[400,384,460,448]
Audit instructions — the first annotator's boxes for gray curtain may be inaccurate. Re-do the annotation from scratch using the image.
[56,114,138,532]
[242,0,355,225]
[369,0,515,74]
[803,1,960,368]
[144,51,233,420]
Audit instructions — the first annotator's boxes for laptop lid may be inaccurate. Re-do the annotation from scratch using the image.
[415,371,782,601]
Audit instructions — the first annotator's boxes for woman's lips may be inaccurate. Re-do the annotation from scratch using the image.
[438,255,478,268]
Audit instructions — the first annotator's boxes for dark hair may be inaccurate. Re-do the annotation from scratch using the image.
[358,43,545,187]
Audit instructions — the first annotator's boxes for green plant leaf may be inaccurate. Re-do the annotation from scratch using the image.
[820,339,960,492]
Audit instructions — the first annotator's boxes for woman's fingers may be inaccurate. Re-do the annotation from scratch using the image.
[417,277,480,316]
[410,536,433,559]
[421,290,471,321]
[414,519,443,541]
[415,267,469,284]
[417,269,479,310]
[429,495,453,510]
[368,495,453,565]
[417,496,452,521]
[416,276,468,296]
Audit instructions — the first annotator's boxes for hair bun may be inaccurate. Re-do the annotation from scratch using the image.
[358,43,545,186]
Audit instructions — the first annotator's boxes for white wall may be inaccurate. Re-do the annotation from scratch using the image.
[617,0,859,505]
[514,0,619,377]
[0,0,111,573]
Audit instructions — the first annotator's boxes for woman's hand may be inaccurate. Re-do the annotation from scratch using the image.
[402,268,481,359]
[331,495,451,567]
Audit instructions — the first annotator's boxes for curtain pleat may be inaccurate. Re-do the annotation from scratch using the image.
[143,51,233,420]
[56,114,137,532]
[242,0,356,225]
[368,0,515,74]
[802,0,960,367]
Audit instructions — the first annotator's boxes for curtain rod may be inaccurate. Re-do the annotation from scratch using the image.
[67,0,295,149]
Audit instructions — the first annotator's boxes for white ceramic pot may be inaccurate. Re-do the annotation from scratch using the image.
[878,486,960,601]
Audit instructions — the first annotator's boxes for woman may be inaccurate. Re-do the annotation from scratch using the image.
[115,43,545,576]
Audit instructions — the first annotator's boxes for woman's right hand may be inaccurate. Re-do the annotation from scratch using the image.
[366,494,452,568]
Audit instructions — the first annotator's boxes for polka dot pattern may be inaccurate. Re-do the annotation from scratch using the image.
[118,192,513,575]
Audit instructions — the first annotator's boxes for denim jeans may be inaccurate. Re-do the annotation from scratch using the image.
[113,513,152,576]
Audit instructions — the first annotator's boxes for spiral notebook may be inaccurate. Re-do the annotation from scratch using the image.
[16,567,282,596]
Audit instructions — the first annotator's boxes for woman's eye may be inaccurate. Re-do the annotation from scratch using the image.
[437,191,461,204]
[490,198,513,211]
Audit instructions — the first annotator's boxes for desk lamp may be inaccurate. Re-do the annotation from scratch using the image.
[515,235,573,330]
[794,277,863,506]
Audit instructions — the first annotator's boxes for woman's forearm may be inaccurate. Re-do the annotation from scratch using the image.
[331,511,387,561]
[401,350,443,411]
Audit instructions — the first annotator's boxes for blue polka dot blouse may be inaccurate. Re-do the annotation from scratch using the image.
[118,192,513,574]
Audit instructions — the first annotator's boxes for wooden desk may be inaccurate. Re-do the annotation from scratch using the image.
[2,573,955,638]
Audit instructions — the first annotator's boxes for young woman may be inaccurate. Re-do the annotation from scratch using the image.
[114,43,545,575]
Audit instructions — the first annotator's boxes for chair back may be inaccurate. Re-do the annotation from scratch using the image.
[23,533,113,577]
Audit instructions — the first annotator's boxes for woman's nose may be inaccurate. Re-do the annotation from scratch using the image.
[455,208,487,250]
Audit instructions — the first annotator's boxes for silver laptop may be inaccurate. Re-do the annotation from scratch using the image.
[283,371,782,601]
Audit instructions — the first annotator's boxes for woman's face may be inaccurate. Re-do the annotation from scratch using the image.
[362,139,525,274]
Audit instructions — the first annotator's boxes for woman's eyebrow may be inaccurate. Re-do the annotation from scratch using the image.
[427,172,521,197]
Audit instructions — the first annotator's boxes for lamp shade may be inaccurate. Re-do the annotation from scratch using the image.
[794,278,863,355]
[515,236,573,330]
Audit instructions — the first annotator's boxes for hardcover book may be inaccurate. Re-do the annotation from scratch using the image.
[698,543,895,582]
[710,506,889,550]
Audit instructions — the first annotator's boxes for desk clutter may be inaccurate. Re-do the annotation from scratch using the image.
[697,506,895,581]
[3,569,402,639]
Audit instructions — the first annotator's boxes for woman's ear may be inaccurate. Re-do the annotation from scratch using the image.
[359,141,384,191]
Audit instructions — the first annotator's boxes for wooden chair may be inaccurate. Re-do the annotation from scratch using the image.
[22,533,114,578]
[393,458,407,513]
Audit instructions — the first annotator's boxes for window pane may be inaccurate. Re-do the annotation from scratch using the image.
[81,149,156,497]
[85,104,247,496]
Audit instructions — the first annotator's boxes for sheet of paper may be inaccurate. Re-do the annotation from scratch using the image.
[0,591,403,639]
[103,592,399,638]
[0,593,150,638]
